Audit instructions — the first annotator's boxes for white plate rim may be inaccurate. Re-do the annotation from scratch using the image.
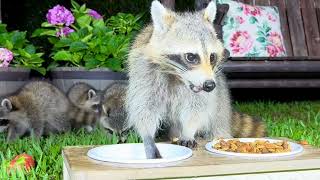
[205,138,304,158]
[87,143,193,164]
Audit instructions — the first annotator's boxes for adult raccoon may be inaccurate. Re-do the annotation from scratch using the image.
[125,1,266,159]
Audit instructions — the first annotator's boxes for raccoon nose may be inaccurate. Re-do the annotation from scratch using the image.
[203,80,216,92]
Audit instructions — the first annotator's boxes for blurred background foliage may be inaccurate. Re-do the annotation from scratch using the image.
[2,0,195,34]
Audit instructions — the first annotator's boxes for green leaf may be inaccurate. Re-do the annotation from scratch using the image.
[4,40,13,49]
[84,57,101,69]
[69,41,88,52]
[71,0,81,10]
[81,34,93,43]
[17,48,32,58]
[78,28,89,38]
[249,16,258,24]
[48,37,59,44]
[52,51,72,61]
[41,22,55,28]
[256,37,266,43]
[77,15,91,29]
[47,61,59,71]
[32,29,56,37]
[93,19,105,28]
[25,45,36,54]
[11,31,26,48]
[0,24,7,33]
[104,57,122,71]
[71,52,84,64]
[79,4,87,12]
[54,38,72,48]
[95,54,106,61]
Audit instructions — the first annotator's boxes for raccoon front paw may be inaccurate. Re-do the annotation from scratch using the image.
[177,139,198,149]
[146,148,162,159]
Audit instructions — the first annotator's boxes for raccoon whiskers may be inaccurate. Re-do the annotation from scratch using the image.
[214,65,224,76]
[166,60,188,72]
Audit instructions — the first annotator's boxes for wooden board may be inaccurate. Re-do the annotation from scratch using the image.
[255,0,270,6]
[286,0,308,56]
[63,140,320,180]
[301,0,320,56]
[314,0,320,49]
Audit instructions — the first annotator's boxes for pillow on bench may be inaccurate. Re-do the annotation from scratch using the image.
[218,0,287,57]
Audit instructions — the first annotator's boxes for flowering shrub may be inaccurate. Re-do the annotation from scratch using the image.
[32,0,142,71]
[0,24,45,74]
[46,5,75,26]
[0,48,13,67]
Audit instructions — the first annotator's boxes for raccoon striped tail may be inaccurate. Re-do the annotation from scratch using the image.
[231,111,267,138]
[68,106,98,131]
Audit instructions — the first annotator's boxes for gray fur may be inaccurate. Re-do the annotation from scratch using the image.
[100,82,128,142]
[126,1,232,159]
[0,81,72,142]
[67,82,102,132]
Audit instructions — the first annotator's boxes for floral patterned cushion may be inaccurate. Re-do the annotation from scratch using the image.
[217,0,287,57]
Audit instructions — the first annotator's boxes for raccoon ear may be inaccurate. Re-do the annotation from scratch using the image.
[88,89,96,99]
[1,99,12,110]
[204,1,217,23]
[151,0,175,33]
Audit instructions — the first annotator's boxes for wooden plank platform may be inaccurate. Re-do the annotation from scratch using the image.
[63,140,320,180]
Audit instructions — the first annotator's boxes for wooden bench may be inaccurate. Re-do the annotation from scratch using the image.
[62,140,320,180]
[173,0,320,88]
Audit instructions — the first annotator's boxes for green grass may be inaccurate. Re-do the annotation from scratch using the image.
[1,101,320,179]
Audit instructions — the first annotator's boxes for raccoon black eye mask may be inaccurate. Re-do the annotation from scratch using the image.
[166,53,217,93]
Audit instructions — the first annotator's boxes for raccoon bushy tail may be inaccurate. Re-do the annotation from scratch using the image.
[68,106,97,130]
[231,111,267,138]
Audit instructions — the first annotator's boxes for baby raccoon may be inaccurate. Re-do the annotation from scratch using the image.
[67,82,102,132]
[100,82,128,141]
[0,81,71,142]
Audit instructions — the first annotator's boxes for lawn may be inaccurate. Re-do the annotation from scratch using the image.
[1,101,320,179]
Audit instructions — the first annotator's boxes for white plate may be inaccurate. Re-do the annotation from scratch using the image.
[87,143,192,164]
[205,138,304,159]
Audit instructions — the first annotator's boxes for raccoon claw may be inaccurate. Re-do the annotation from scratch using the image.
[146,147,162,159]
[154,149,162,159]
[177,139,198,149]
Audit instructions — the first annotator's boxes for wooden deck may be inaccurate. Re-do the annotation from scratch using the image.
[63,140,320,180]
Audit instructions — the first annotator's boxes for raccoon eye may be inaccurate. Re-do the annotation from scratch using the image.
[210,53,217,64]
[185,53,200,64]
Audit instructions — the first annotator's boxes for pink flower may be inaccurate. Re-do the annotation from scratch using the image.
[268,32,285,52]
[266,45,280,57]
[243,4,261,16]
[46,5,75,26]
[236,16,245,24]
[88,9,103,19]
[230,31,253,55]
[56,27,74,37]
[0,48,13,67]
[267,13,276,22]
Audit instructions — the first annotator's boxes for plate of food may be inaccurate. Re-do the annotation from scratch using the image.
[87,143,192,164]
[205,138,304,158]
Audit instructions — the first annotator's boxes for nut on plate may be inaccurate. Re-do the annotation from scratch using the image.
[213,139,291,154]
